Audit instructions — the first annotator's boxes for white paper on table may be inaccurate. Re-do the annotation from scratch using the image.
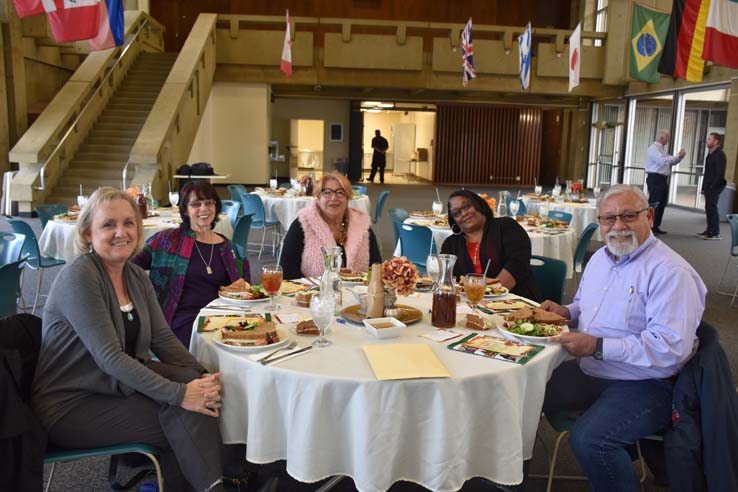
[274,313,304,324]
[420,330,463,342]
[456,304,473,315]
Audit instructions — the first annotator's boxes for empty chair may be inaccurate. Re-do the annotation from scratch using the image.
[373,191,390,225]
[505,197,527,216]
[221,200,241,229]
[547,210,573,225]
[231,214,253,259]
[529,255,567,304]
[717,214,738,295]
[5,217,66,314]
[227,184,248,202]
[388,207,409,254]
[398,223,437,275]
[0,260,24,319]
[573,223,600,283]
[352,185,368,195]
[34,204,68,230]
[1,232,26,265]
[239,192,281,259]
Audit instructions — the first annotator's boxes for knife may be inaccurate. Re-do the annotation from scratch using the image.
[261,345,313,365]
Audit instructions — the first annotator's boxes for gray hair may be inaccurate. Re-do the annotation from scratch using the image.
[597,184,649,211]
[75,187,144,255]
[656,129,670,141]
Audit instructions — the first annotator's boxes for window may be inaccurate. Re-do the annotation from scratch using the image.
[594,0,608,47]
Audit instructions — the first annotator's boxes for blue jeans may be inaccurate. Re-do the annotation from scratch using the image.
[543,360,673,492]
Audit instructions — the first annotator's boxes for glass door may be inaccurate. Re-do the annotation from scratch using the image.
[623,95,674,189]
[588,102,624,187]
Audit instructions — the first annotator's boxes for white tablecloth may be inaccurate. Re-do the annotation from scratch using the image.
[38,209,233,263]
[253,192,372,231]
[395,220,576,279]
[524,200,599,240]
[190,292,567,492]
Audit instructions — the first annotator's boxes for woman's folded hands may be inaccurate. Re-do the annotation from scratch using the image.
[182,372,222,417]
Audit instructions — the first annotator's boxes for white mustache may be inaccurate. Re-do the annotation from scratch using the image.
[606,230,634,239]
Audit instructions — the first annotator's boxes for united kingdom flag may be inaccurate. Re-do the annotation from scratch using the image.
[461,18,477,87]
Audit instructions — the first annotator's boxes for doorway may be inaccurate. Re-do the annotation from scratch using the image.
[289,119,324,180]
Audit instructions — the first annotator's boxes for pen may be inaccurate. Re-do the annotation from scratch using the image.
[628,286,634,302]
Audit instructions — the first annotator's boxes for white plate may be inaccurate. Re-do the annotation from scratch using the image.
[484,286,510,298]
[214,326,291,352]
[496,323,569,343]
[340,276,366,285]
[218,293,271,305]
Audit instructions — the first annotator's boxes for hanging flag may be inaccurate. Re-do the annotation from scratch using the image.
[519,22,532,91]
[43,0,102,43]
[89,0,124,51]
[629,3,670,83]
[569,23,581,92]
[461,17,477,87]
[657,0,709,82]
[12,0,44,17]
[703,0,738,69]
[280,9,293,78]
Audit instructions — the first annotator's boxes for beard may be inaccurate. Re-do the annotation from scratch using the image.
[606,230,640,256]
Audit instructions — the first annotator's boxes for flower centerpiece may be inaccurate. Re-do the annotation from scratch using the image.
[381,256,419,298]
[570,181,584,201]
[478,193,497,212]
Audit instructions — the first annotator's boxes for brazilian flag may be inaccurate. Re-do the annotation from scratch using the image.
[629,4,670,83]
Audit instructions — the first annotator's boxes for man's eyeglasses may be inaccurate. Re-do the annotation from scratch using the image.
[321,188,347,199]
[597,208,649,226]
[187,199,216,208]
[449,202,475,219]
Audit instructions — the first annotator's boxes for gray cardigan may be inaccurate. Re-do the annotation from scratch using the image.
[32,253,204,430]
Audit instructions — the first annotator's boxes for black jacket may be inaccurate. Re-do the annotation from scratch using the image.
[701,148,727,192]
[664,322,738,492]
[440,216,540,301]
[0,314,45,492]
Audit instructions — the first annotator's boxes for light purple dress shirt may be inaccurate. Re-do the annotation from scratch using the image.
[567,235,706,380]
[645,141,683,176]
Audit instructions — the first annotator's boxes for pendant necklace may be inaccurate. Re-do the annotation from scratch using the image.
[194,233,215,275]
[120,302,134,321]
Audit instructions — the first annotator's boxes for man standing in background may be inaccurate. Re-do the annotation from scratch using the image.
[368,130,389,184]
[697,132,727,240]
[645,129,685,235]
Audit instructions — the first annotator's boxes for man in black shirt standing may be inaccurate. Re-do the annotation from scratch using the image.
[697,132,727,240]
[368,129,389,184]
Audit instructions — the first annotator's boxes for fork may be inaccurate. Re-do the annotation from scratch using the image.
[259,340,298,365]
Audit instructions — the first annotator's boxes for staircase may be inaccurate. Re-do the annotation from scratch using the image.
[45,52,178,205]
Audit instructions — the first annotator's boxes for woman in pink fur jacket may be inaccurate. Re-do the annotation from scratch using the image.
[280,172,382,280]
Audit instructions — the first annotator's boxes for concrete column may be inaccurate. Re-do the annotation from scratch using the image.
[724,77,738,186]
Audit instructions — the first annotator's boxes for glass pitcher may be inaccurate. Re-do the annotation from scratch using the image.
[496,191,508,217]
[320,246,343,314]
[431,254,457,328]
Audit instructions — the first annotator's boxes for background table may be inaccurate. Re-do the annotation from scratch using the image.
[253,191,372,231]
[524,200,599,240]
[190,291,567,492]
[39,209,233,263]
[397,219,576,278]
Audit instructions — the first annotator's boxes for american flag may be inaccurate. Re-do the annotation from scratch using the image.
[461,18,477,86]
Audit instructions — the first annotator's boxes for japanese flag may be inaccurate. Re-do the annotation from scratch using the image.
[569,23,581,92]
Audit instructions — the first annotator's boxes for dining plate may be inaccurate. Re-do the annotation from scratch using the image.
[214,326,291,352]
[341,304,423,325]
[217,292,271,305]
[484,286,510,298]
[496,323,569,343]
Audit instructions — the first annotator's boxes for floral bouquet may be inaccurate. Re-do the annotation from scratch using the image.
[478,193,497,211]
[381,257,419,296]
[570,181,583,193]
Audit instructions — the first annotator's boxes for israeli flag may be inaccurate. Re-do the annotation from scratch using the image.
[519,22,532,91]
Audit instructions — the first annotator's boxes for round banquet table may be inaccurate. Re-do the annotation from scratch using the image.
[190,291,567,492]
[253,191,372,231]
[395,218,576,279]
[524,199,599,240]
[38,208,233,263]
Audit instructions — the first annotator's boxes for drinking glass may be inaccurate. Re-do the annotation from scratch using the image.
[432,200,443,216]
[269,178,278,191]
[168,191,179,207]
[509,200,520,216]
[261,265,283,312]
[593,186,601,199]
[534,185,542,196]
[551,185,561,198]
[76,195,88,208]
[539,204,550,219]
[310,294,334,347]
[464,273,487,312]
[426,254,440,288]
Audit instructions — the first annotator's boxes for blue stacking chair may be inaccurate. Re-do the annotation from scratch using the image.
[227,184,248,202]
[34,204,68,230]
[1,231,26,265]
[231,214,253,259]
[547,210,573,225]
[352,185,367,195]
[573,223,599,283]
[505,197,527,216]
[279,182,292,189]
[529,255,567,304]
[373,191,390,225]
[239,193,281,260]
[398,223,437,275]
[717,214,738,295]
[221,200,241,229]
[5,217,66,314]
[0,260,25,319]
[388,208,409,254]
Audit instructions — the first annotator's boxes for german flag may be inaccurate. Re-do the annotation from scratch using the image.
[657,0,710,82]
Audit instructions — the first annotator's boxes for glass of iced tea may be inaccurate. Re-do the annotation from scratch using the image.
[261,265,283,311]
[464,273,486,312]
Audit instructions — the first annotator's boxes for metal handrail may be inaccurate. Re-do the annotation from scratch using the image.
[35,17,151,191]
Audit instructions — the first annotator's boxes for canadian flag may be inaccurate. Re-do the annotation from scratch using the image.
[280,9,293,78]
[13,0,101,43]
[569,23,581,92]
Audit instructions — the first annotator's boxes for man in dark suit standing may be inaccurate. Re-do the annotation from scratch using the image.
[697,132,727,240]
[368,130,389,184]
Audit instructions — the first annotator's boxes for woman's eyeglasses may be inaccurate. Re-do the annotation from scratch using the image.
[187,199,216,208]
[597,208,648,226]
[320,188,347,198]
[449,202,474,219]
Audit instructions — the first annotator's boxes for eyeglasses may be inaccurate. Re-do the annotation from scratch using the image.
[187,199,216,208]
[449,202,475,219]
[597,208,649,226]
[320,188,347,199]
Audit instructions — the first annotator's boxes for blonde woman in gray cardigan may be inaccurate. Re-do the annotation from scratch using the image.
[32,188,227,492]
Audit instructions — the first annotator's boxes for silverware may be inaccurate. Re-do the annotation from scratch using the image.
[262,345,313,365]
[259,340,298,365]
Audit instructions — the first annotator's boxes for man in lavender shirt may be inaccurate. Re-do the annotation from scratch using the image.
[539,184,706,492]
